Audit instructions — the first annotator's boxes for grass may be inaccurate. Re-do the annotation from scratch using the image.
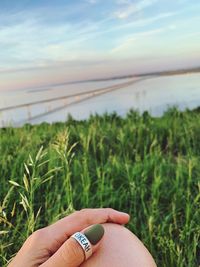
[0,108,200,267]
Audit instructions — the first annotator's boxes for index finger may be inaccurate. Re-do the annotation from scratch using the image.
[45,208,129,252]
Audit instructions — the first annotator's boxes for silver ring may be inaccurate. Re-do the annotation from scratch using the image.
[71,232,92,260]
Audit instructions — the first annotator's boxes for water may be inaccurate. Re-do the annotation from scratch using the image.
[0,73,200,127]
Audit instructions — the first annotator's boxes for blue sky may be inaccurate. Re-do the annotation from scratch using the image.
[0,0,200,90]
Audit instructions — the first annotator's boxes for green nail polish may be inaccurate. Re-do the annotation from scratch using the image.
[84,224,104,245]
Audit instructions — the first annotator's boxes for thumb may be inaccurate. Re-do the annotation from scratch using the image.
[40,224,104,267]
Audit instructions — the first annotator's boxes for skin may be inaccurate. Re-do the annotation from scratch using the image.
[8,208,156,267]
[81,223,157,267]
[8,208,130,267]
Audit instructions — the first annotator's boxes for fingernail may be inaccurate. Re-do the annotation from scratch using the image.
[84,224,104,245]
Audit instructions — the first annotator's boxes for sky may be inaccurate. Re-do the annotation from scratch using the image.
[0,0,200,91]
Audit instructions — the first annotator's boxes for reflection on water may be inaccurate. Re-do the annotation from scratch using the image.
[0,73,200,127]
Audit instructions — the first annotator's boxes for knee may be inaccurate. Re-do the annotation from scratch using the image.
[81,223,156,267]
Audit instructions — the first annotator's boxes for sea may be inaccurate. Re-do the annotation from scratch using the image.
[0,73,200,127]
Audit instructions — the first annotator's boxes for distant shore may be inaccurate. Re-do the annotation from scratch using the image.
[91,66,200,83]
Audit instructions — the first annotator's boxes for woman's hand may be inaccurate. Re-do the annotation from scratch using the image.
[8,208,130,267]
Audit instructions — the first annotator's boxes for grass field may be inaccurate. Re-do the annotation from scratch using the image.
[0,108,200,267]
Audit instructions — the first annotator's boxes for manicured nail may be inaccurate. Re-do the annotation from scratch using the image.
[84,224,104,245]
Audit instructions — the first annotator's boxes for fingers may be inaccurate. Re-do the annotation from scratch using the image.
[40,224,105,267]
[40,238,85,267]
[45,208,129,253]
[8,209,129,267]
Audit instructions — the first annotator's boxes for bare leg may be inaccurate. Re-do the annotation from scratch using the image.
[81,223,156,267]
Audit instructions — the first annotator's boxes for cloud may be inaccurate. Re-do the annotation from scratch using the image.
[111,28,165,54]
[179,31,200,38]
[114,0,157,19]
[0,5,178,74]
[86,0,98,4]
[0,7,103,71]
[113,11,176,31]
[80,11,177,39]
[0,0,198,83]
[116,0,131,4]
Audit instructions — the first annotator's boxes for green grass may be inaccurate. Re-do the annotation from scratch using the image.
[0,108,200,267]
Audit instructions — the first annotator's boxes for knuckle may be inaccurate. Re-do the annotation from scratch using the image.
[105,207,114,213]
[75,209,92,224]
[80,209,93,224]
[27,228,47,245]
[79,208,89,215]
[104,208,114,221]
[73,209,87,217]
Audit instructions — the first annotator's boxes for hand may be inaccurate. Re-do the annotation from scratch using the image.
[8,208,130,267]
